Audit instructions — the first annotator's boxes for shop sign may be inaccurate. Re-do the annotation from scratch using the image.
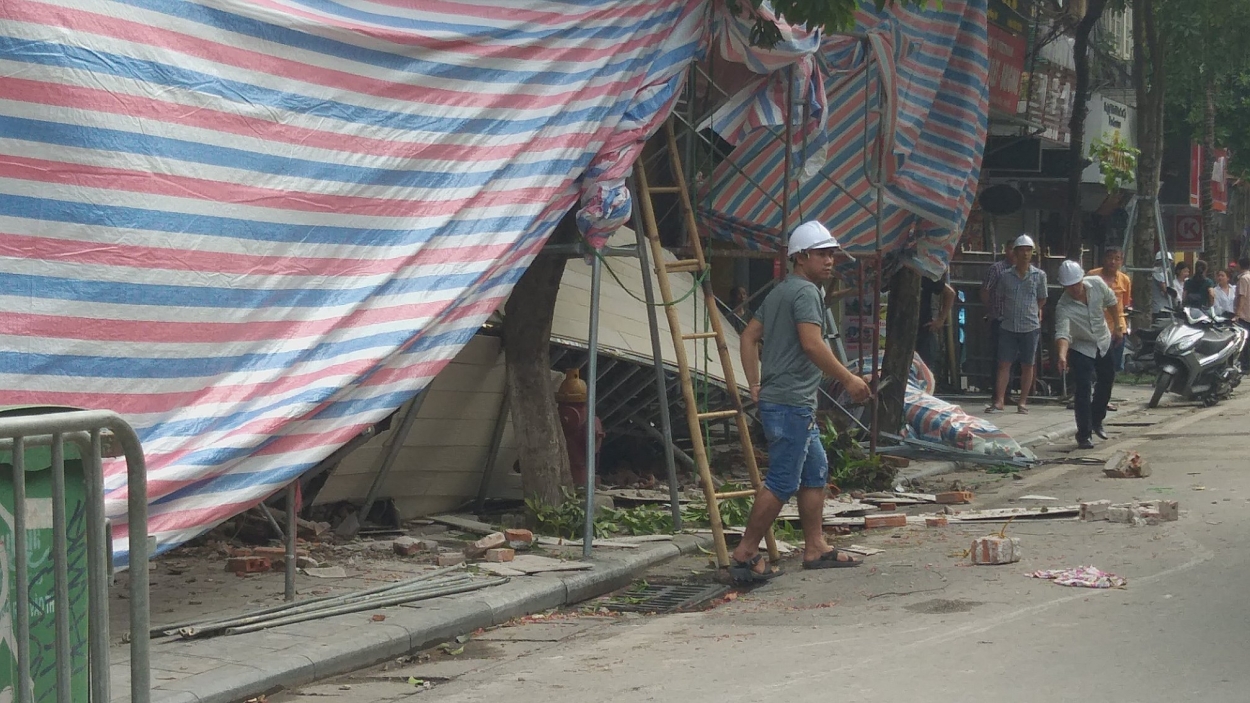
[988,25,1027,115]
[1189,143,1229,212]
[1081,94,1136,189]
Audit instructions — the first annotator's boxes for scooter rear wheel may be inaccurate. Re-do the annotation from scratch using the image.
[1149,372,1172,409]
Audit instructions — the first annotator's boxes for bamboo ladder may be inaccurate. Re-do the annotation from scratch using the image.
[633,119,779,570]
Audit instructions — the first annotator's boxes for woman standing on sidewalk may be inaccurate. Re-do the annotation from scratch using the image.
[1214,269,1237,318]
[1054,260,1121,450]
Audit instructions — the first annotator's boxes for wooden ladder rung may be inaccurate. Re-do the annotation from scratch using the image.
[681,332,719,341]
[648,185,683,194]
[665,259,703,273]
[696,409,740,422]
[714,488,758,500]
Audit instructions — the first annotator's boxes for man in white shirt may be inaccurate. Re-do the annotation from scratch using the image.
[1054,260,1120,450]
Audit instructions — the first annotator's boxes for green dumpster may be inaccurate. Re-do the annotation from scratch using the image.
[0,406,91,702]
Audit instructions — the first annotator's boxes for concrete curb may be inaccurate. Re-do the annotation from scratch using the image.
[148,536,708,703]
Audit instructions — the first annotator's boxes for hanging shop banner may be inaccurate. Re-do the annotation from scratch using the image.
[1021,62,1075,146]
[1081,94,1137,188]
[1189,144,1230,212]
[988,25,1028,115]
[987,0,1030,34]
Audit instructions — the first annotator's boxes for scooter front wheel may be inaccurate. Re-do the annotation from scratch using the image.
[1149,371,1172,408]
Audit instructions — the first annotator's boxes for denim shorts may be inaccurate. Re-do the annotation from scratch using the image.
[997,329,1040,365]
[758,401,828,502]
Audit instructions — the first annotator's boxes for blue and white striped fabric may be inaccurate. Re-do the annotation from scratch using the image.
[0,0,707,562]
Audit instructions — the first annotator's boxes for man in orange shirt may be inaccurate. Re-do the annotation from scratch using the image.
[1088,247,1130,410]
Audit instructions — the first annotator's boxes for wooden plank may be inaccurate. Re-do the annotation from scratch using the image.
[429,514,498,534]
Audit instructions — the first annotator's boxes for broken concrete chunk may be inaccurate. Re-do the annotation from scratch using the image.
[393,536,427,557]
[1080,500,1111,522]
[864,514,907,529]
[1103,451,1151,478]
[485,548,515,563]
[504,528,534,549]
[969,536,1021,565]
[436,553,466,567]
[225,556,271,574]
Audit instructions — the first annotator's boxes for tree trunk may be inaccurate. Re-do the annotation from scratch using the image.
[1130,0,1165,328]
[878,266,921,438]
[1063,0,1111,259]
[1201,75,1220,265]
[503,214,577,507]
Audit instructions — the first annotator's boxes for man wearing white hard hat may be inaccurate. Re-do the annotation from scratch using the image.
[985,234,1048,414]
[733,220,871,582]
[1054,260,1120,449]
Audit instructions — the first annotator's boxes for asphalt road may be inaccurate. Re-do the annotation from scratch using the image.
[275,392,1250,703]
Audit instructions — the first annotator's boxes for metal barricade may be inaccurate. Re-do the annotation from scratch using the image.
[0,410,149,703]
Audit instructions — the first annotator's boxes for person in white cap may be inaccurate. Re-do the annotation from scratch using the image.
[1054,260,1120,449]
[985,234,1048,414]
[733,220,871,583]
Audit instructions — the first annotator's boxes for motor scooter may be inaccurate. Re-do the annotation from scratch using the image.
[1148,305,1247,408]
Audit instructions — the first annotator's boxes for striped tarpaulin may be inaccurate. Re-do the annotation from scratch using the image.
[699,0,990,278]
[0,0,707,563]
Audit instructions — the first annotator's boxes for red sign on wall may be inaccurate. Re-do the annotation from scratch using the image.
[1174,214,1204,252]
[1189,143,1229,212]
[987,25,1027,115]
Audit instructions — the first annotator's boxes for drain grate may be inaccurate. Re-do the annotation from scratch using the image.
[604,582,729,614]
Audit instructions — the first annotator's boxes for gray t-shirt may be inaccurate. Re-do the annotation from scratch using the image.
[753,274,827,408]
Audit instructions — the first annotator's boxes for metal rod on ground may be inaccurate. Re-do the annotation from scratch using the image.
[176,566,470,637]
[285,481,297,602]
[475,385,511,511]
[355,390,429,531]
[257,502,285,542]
[224,578,506,635]
[583,252,603,560]
[631,179,683,530]
[180,576,475,638]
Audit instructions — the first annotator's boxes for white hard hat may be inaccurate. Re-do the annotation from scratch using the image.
[1058,260,1085,287]
[787,220,841,258]
[1013,234,1036,249]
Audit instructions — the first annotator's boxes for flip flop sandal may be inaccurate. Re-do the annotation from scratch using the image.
[802,549,862,569]
[984,406,1002,414]
[729,554,780,584]
[1016,405,1030,414]
[1107,403,1119,411]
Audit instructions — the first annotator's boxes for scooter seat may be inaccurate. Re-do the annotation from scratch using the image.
[1196,330,1237,356]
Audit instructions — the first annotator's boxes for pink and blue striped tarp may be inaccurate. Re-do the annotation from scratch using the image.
[0,0,707,563]
[699,0,990,278]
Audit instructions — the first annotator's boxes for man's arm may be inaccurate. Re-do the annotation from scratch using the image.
[739,318,763,404]
[796,323,870,403]
[1054,306,1071,373]
[927,284,956,331]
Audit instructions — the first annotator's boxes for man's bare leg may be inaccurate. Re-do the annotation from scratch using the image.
[991,361,1011,409]
[729,488,785,574]
[1018,363,1036,409]
[797,487,857,563]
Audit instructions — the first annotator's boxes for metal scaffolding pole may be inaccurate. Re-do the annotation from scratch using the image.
[582,253,603,559]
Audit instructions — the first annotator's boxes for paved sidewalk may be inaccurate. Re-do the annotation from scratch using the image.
[112,536,708,703]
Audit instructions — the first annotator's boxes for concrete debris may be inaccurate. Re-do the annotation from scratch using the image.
[1079,500,1111,522]
[466,532,507,558]
[936,491,973,505]
[393,536,428,556]
[1103,451,1150,478]
[485,548,515,563]
[969,536,1021,565]
[925,516,948,528]
[436,553,467,567]
[1018,495,1058,501]
[303,566,348,578]
[505,528,534,550]
[1083,500,1178,526]
[226,556,271,574]
[864,514,907,529]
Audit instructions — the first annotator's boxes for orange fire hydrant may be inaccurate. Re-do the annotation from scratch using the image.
[556,369,604,486]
